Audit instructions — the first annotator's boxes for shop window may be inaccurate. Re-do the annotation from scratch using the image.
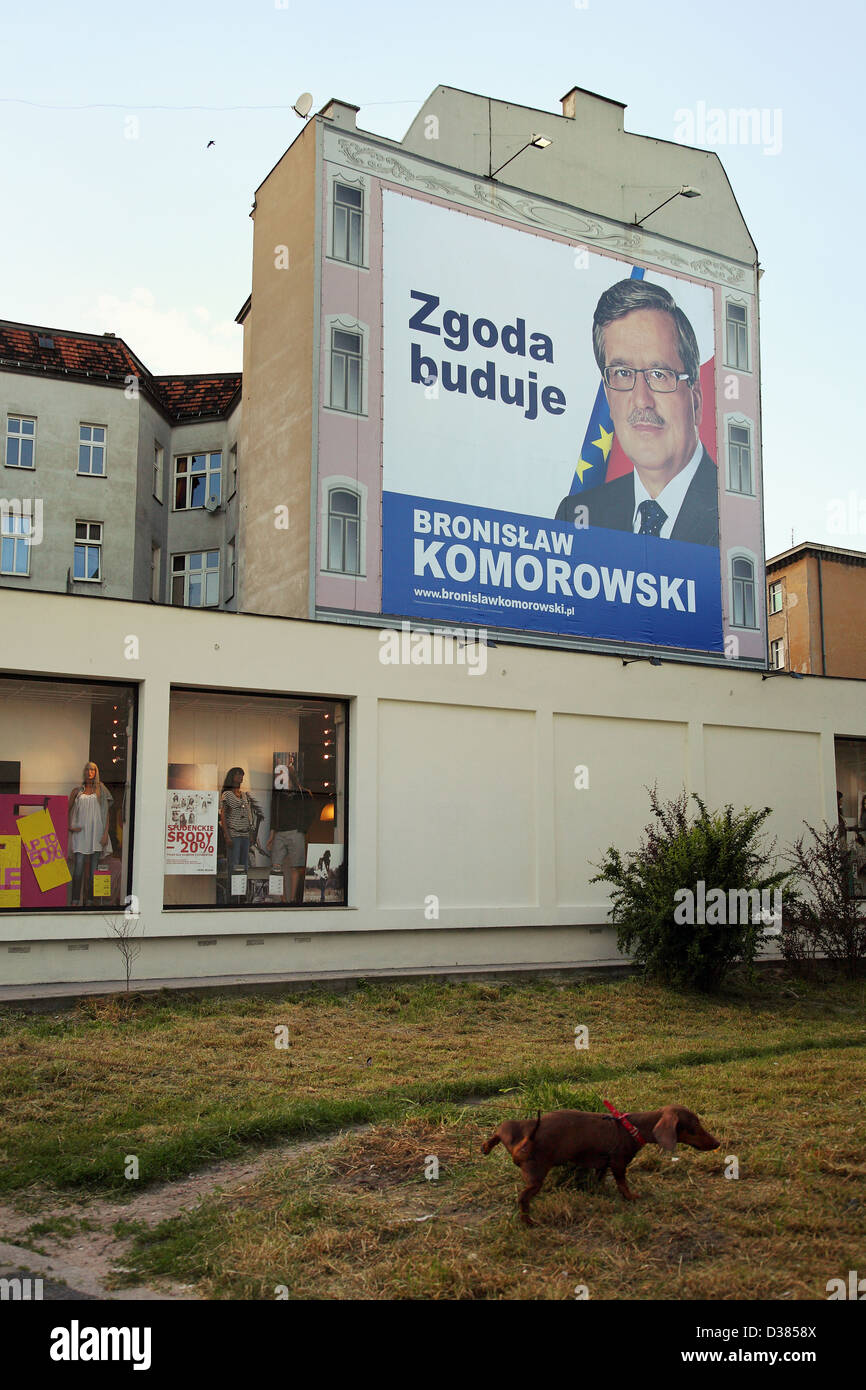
[164,688,347,909]
[0,677,136,912]
[835,737,866,899]
[78,424,106,476]
[6,416,36,469]
[173,452,222,510]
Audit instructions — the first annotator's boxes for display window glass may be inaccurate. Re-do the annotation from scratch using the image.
[164,688,347,908]
[0,677,136,912]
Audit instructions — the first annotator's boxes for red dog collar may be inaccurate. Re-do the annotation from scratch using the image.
[603,1099,646,1148]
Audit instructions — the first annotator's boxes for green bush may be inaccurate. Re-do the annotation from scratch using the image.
[591,787,789,992]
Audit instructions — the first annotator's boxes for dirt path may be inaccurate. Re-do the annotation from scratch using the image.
[0,1124,371,1300]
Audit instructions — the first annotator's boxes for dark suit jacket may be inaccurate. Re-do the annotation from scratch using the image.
[555,448,719,547]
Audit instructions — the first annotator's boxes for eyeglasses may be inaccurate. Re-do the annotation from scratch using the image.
[603,366,692,393]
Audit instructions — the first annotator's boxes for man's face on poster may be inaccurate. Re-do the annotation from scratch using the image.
[602,308,703,486]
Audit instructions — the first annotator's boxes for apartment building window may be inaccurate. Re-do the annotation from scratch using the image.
[172,550,219,607]
[768,580,783,614]
[725,302,749,371]
[73,521,103,581]
[78,424,106,476]
[330,329,362,413]
[731,556,757,628]
[727,420,753,494]
[327,488,360,573]
[770,638,785,670]
[6,416,36,469]
[225,539,235,601]
[174,453,222,510]
[228,444,238,499]
[333,183,364,264]
[151,543,161,602]
[0,512,31,575]
[154,443,164,501]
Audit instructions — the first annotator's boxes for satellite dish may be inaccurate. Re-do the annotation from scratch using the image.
[292,92,313,119]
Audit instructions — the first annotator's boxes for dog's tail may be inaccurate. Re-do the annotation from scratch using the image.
[512,1110,542,1162]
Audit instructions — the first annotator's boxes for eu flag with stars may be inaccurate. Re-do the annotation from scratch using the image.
[566,264,645,497]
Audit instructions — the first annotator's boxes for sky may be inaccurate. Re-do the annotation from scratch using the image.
[2,0,864,559]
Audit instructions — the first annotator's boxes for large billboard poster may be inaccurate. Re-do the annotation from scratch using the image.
[382,191,724,653]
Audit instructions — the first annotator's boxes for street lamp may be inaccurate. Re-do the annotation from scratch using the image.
[633,186,701,227]
[490,134,552,180]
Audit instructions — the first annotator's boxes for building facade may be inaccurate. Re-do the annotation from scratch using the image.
[240,85,768,669]
[766,541,866,678]
[1,587,864,988]
[2,85,863,990]
[0,322,240,610]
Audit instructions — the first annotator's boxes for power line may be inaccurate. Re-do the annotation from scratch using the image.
[0,97,421,112]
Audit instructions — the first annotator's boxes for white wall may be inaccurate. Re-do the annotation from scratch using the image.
[0,588,863,986]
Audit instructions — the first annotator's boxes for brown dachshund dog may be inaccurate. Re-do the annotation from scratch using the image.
[482,1105,719,1225]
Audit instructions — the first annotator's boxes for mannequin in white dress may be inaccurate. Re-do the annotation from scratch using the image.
[68,761,112,907]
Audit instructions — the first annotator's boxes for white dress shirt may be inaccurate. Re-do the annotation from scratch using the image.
[631,443,703,539]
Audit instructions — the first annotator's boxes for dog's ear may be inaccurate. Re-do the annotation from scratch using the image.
[652,1107,679,1152]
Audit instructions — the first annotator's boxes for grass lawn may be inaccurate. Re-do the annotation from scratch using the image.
[1,971,864,1298]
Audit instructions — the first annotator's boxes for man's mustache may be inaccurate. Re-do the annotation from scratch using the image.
[628,407,666,426]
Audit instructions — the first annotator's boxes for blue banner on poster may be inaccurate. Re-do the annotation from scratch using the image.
[382,492,724,652]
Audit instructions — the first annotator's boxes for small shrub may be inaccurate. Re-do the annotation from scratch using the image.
[591,787,788,992]
[781,821,866,978]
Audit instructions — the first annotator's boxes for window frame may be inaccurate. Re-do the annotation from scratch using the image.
[228,443,238,500]
[724,299,750,373]
[770,637,785,670]
[320,476,367,578]
[225,538,236,601]
[78,423,107,477]
[164,685,349,911]
[153,442,165,502]
[729,552,759,630]
[332,181,364,265]
[329,326,363,413]
[171,550,221,608]
[73,520,103,583]
[768,580,783,615]
[5,415,36,470]
[725,415,755,496]
[0,509,32,576]
[151,542,161,603]
[327,487,361,575]
[172,452,223,512]
[0,674,138,915]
